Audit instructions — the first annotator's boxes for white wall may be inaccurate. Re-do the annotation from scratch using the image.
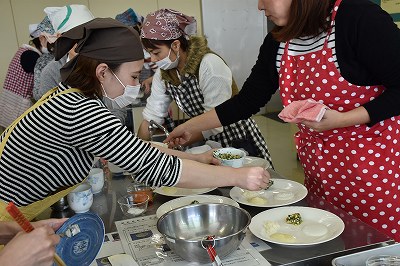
[201,0,282,113]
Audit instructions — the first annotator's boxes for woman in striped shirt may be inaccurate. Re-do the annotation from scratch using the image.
[0,18,270,220]
[166,0,400,241]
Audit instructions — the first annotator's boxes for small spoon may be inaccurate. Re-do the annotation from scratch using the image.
[265,179,274,190]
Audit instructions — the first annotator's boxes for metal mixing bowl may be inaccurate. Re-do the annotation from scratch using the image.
[157,203,251,263]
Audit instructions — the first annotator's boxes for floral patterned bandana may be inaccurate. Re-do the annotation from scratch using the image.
[141,9,197,40]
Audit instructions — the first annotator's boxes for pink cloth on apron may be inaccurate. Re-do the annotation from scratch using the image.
[279,0,400,241]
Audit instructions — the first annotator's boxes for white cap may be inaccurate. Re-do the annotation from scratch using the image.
[29,23,40,38]
[44,5,94,34]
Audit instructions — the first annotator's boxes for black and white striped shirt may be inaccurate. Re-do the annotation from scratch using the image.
[0,83,181,206]
[276,25,339,72]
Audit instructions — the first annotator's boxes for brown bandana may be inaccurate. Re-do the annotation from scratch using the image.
[140,9,197,40]
[54,17,144,81]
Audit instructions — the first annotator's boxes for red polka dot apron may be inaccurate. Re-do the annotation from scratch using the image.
[279,0,400,241]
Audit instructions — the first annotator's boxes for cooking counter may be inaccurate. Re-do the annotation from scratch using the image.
[44,170,393,266]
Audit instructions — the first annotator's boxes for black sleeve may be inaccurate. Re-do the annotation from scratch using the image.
[215,33,280,126]
[343,2,400,125]
[20,50,40,73]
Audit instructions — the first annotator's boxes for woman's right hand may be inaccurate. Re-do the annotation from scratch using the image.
[165,123,193,148]
[0,225,60,266]
[236,167,271,191]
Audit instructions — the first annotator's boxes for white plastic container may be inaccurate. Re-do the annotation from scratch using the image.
[332,243,400,266]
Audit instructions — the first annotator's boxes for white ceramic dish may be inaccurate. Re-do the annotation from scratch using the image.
[249,206,345,246]
[230,179,307,207]
[154,187,217,197]
[213,147,246,168]
[156,194,240,218]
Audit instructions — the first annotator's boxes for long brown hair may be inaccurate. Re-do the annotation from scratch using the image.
[272,0,335,42]
[64,55,121,98]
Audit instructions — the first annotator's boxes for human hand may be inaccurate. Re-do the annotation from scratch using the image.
[32,218,68,231]
[164,124,193,148]
[0,225,60,266]
[301,109,344,132]
[193,149,221,165]
[235,167,271,191]
[141,76,153,95]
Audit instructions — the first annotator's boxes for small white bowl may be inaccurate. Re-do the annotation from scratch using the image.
[213,147,246,168]
[67,183,93,213]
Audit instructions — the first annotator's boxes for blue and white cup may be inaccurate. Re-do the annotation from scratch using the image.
[67,183,93,213]
[87,168,105,194]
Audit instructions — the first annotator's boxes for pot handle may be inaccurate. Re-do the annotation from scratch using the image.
[201,235,223,266]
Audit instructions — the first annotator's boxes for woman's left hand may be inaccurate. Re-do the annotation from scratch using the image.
[302,109,344,132]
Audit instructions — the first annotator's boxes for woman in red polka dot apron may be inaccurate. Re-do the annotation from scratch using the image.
[280,0,400,241]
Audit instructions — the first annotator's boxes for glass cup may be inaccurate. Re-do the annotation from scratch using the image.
[366,255,400,266]
[118,194,149,218]
[127,182,154,204]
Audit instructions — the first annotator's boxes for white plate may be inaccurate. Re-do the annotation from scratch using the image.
[230,179,307,207]
[250,206,345,246]
[156,195,240,218]
[154,187,217,197]
[243,156,271,169]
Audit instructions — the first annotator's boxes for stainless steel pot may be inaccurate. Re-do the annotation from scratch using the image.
[157,203,251,263]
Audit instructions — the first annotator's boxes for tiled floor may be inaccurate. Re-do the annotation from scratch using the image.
[252,115,305,184]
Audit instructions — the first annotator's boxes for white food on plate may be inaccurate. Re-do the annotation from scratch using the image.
[270,233,296,243]
[302,224,328,237]
[248,197,267,204]
[263,221,280,235]
[162,187,178,194]
[274,191,295,201]
[242,190,260,198]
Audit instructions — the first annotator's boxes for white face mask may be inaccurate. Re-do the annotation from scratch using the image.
[102,70,142,108]
[41,47,49,54]
[156,47,179,70]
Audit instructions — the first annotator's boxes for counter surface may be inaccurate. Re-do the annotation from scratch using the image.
[47,170,393,266]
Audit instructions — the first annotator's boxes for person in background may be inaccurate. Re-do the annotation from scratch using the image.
[0,218,66,266]
[0,18,270,221]
[0,24,43,129]
[114,8,166,133]
[33,4,95,101]
[115,8,157,94]
[138,9,273,163]
[32,16,55,102]
[165,0,400,241]
[37,5,129,124]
